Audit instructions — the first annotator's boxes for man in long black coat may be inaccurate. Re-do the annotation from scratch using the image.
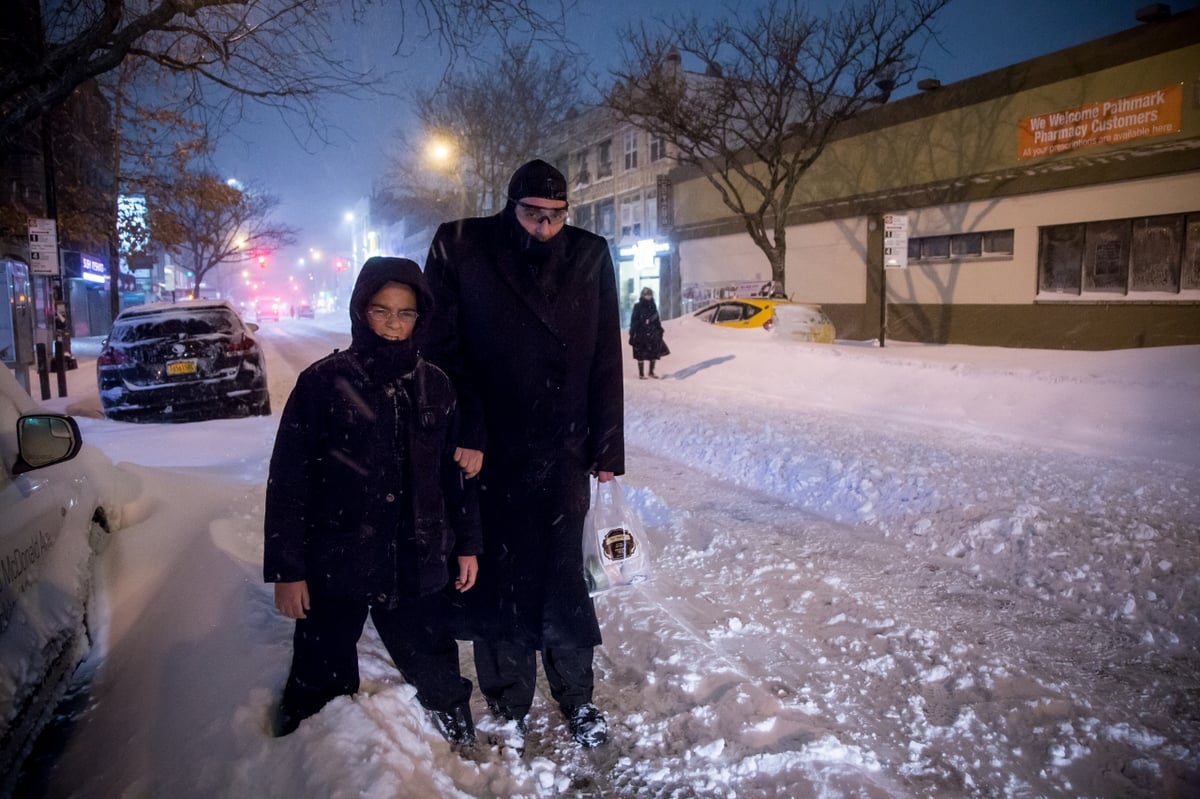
[423,159,625,747]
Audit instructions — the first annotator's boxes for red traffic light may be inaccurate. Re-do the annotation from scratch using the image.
[335,259,346,272]
[257,254,268,269]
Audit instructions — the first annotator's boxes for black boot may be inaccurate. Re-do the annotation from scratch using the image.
[648,361,658,378]
[566,702,608,747]
[432,702,476,745]
[638,361,646,380]
[271,702,303,737]
[273,680,341,737]
[486,699,529,735]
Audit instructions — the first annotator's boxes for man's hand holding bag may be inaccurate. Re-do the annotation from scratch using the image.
[583,477,652,596]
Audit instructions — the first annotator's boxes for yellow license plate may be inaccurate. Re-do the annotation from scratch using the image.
[166,360,197,376]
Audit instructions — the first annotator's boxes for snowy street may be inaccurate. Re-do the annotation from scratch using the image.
[19,315,1200,798]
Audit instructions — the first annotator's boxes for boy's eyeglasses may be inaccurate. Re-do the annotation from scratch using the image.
[512,200,569,225]
[367,308,419,324]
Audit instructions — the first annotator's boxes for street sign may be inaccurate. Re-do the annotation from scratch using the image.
[883,213,908,269]
[27,217,60,275]
[656,175,673,232]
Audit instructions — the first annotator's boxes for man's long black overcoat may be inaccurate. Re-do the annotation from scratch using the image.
[423,213,625,648]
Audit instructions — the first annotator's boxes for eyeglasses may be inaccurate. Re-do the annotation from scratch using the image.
[367,307,419,324]
[512,199,569,225]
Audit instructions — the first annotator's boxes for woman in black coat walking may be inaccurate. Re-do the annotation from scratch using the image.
[629,287,669,379]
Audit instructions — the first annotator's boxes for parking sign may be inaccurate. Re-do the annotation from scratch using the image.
[27,218,60,275]
[883,214,908,269]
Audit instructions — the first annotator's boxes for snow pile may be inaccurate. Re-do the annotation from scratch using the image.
[630,319,1200,649]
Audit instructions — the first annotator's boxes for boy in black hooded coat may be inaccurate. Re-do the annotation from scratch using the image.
[263,256,482,742]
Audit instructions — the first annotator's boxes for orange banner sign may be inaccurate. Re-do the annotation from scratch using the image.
[1018,84,1182,160]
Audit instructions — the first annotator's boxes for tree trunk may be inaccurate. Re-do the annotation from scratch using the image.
[770,249,786,292]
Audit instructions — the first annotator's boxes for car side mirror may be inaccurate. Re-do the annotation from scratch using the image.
[13,414,83,475]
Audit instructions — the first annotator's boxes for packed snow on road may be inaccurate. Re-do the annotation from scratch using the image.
[16,312,1200,798]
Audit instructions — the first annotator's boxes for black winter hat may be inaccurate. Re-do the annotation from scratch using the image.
[507,159,568,203]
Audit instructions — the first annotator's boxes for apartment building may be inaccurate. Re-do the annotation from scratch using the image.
[549,106,678,325]
[666,7,1200,349]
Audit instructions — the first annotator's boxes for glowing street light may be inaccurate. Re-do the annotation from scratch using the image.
[425,133,468,215]
[427,138,453,166]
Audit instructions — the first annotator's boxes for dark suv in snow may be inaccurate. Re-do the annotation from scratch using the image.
[97,300,271,422]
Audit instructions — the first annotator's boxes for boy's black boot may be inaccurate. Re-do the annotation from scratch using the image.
[432,702,476,745]
[486,699,529,735]
[565,702,607,747]
[271,703,302,737]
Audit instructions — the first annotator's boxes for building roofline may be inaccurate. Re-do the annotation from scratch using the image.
[844,6,1200,136]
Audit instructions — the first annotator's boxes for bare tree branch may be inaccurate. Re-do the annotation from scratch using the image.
[0,0,575,144]
[404,0,572,65]
[383,41,583,220]
[607,0,950,293]
[148,170,298,293]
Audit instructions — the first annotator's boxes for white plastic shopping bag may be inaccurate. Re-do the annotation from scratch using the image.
[583,477,652,596]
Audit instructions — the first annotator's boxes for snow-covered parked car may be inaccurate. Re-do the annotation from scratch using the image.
[769,302,836,343]
[97,299,271,422]
[0,366,112,792]
[692,298,836,343]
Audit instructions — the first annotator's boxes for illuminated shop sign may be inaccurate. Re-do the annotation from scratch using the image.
[1017,84,1182,160]
[81,255,107,284]
[618,239,671,260]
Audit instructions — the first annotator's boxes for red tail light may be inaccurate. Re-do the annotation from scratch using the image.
[763,315,775,331]
[227,334,258,354]
[97,348,126,366]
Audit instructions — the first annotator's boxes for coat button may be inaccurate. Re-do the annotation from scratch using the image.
[385,493,395,502]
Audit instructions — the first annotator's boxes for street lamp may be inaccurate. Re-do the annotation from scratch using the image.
[427,138,453,167]
[425,134,469,215]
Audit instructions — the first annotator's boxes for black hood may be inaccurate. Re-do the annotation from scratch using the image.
[348,257,434,348]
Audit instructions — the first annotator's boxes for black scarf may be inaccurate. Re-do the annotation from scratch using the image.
[354,333,418,384]
[508,211,568,301]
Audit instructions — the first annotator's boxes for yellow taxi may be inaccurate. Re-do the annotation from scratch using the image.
[692,297,777,328]
[692,298,836,343]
